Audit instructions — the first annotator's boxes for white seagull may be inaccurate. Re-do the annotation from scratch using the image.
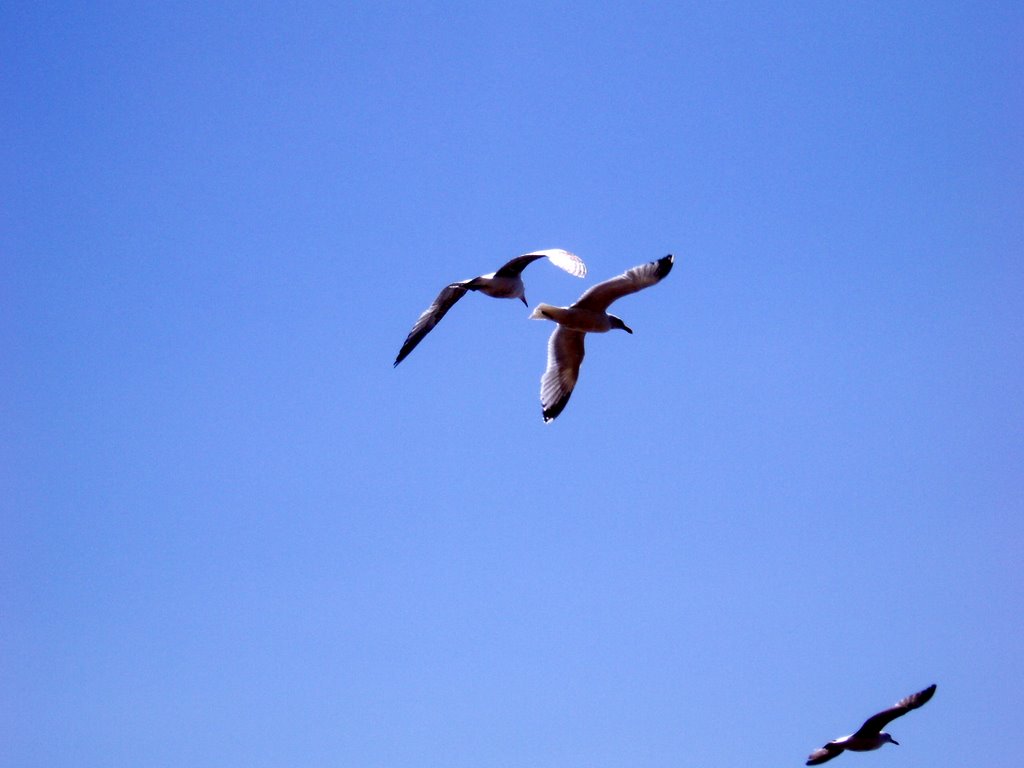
[806,684,937,765]
[394,248,587,367]
[530,253,674,422]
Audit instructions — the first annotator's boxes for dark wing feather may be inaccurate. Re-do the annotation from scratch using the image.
[806,742,844,765]
[495,249,587,279]
[572,253,673,312]
[494,254,545,278]
[540,326,585,422]
[393,284,468,366]
[854,684,937,737]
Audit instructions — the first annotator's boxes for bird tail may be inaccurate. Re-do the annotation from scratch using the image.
[529,303,557,320]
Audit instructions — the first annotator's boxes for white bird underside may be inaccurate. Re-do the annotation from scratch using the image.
[534,253,674,422]
[806,684,936,765]
[393,249,586,366]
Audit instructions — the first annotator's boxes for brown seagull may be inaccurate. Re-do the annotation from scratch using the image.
[530,253,674,422]
[806,684,936,765]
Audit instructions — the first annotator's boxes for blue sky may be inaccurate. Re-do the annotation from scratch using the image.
[3,2,1022,766]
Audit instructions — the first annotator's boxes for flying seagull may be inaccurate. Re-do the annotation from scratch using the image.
[393,248,587,367]
[530,253,674,422]
[806,684,937,765]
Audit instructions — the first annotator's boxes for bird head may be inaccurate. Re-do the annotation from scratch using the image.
[882,733,899,746]
[610,315,633,334]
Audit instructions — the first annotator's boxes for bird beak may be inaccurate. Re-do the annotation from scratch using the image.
[892,740,899,746]
[520,296,528,307]
[623,324,633,334]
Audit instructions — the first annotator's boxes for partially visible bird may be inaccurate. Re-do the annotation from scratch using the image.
[806,684,937,765]
[393,248,586,367]
[530,253,674,422]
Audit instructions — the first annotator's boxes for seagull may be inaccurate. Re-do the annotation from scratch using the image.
[806,684,937,765]
[530,253,674,422]
[393,248,587,367]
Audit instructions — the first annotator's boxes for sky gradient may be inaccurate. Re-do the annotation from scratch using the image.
[3,3,1022,766]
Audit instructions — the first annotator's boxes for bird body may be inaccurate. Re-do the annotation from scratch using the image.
[461,271,530,301]
[531,253,674,422]
[806,684,936,765]
[393,248,586,367]
[807,733,897,765]
[528,304,627,333]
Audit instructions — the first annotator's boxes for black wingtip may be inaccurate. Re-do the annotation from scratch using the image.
[541,395,571,423]
[655,253,674,279]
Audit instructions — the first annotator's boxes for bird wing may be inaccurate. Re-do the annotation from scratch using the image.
[806,742,844,765]
[393,283,468,366]
[495,249,587,279]
[853,684,937,737]
[540,326,585,422]
[571,254,674,312]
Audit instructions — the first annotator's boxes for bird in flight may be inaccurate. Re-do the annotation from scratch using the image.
[530,253,674,422]
[393,248,586,367]
[806,684,937,765]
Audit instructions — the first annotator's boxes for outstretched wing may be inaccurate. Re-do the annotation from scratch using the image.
[540,326,585,422]
[394,283,468,366]
[854,684,936,737]
[495,248,587,279]
[572,253,674,312]
[806,742,845,765]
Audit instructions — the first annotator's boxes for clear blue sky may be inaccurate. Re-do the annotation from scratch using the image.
[3,3,1022,766]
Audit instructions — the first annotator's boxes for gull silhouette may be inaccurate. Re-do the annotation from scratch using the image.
[806,684,936,765]
[394,249,586,367]
[530,253,674,422]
